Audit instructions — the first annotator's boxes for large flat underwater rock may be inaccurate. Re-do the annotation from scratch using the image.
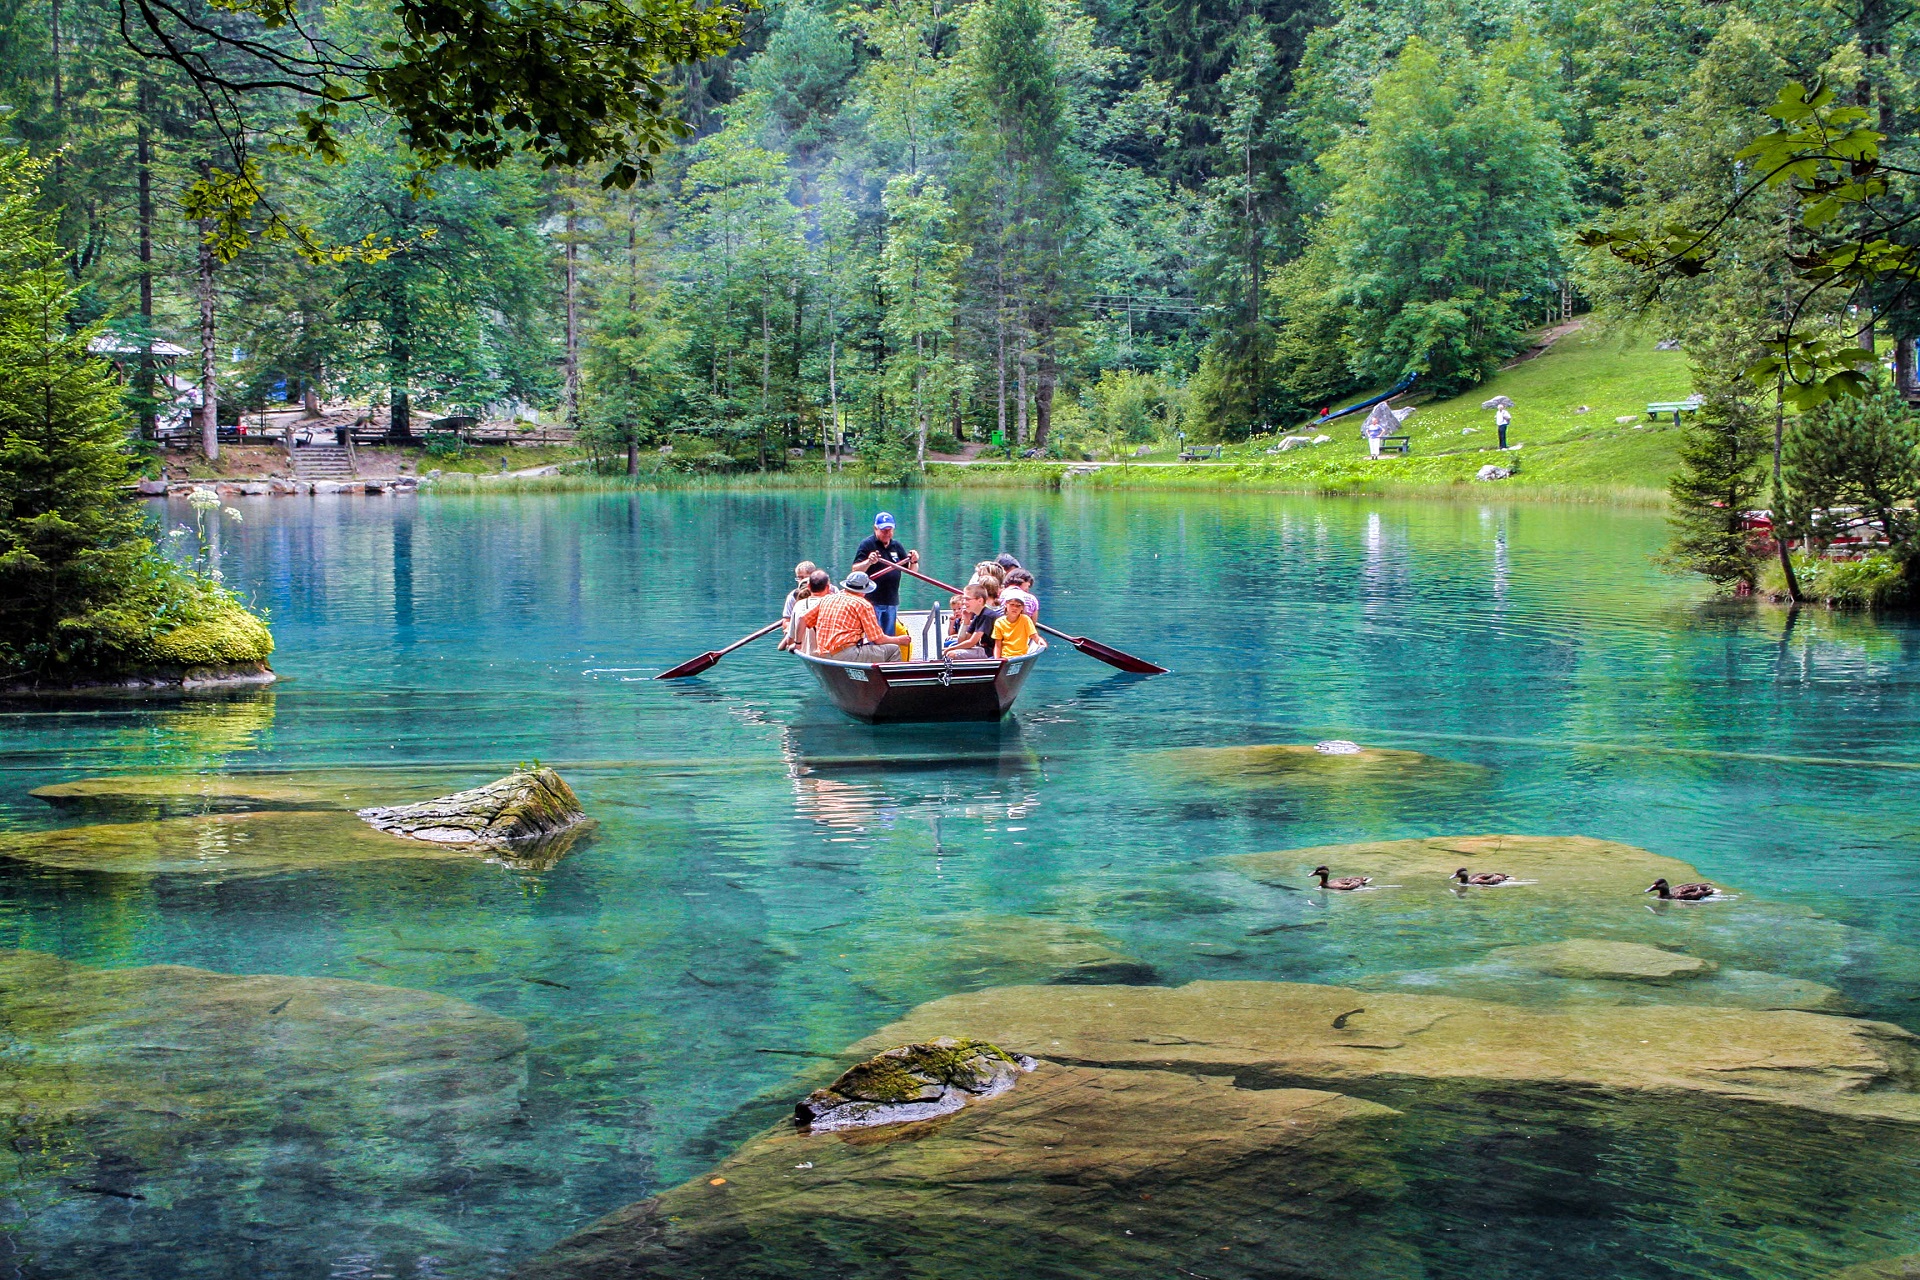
[1226,834,1920,987]
[860,979,1920,1124]
[0,949,530,1273]
[518,1060,1412,1280]
[1155,741,1486,789]
[0,809,562,876]
[29,770,455,819]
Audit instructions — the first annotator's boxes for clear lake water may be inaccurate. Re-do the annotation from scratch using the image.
[3,488,1920,1280]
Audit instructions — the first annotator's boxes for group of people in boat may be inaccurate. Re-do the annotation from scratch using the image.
[777,511,1042,665]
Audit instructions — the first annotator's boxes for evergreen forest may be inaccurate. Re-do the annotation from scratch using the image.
[2,0,1919,482]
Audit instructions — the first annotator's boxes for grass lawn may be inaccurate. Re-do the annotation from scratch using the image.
[1050,324,1693,503]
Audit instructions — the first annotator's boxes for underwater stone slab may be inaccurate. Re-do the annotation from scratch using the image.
[0,807,580,878]
[1155,742,1486,790]
[1491,939,1715,982]
[858,979,1920,1125]
[1222,833,1911,987]
[517,1062,1412,1280]
[358,767,588,847]
[0,949,529,1267]
[833,915,1158,1002]
[1358,957,1847,1013]
[30,770,453,819]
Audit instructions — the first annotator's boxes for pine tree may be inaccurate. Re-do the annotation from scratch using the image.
[1661,332,1770,589]
[0,148,268,678]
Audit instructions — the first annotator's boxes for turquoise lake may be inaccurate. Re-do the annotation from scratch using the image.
[4,489,1920,1279]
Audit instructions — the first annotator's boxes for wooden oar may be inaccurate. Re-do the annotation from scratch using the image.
[655,619,786,680]
[880,562,1168,675]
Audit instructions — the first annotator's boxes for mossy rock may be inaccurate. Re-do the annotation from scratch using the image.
[516,1062,1411,1280]
[795,1037,1033,1130]
[357,767,589,848]
[145,603,274,665]
[0,950,527,1276]
[0,807,582,878]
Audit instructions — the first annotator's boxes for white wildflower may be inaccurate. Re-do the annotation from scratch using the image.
[188,486,220,511]
[223,507,243,522]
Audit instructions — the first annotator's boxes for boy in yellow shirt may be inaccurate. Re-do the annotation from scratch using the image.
[992,593,1039,657]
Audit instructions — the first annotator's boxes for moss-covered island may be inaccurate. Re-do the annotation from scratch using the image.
[0,150,274,692]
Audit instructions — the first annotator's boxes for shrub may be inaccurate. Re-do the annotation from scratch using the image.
[1760,552,1908,608]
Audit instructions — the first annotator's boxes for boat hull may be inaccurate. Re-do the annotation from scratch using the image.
[796,649,1042,723]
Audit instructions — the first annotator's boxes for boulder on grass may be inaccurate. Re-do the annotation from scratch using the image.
[358,767,588,848]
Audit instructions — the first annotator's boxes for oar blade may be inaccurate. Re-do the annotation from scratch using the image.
[1067,635,1168,675]
[655,651,721,680]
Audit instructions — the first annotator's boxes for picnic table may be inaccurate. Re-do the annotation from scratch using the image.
[1178,444,1223,462]
[1646,396,1704,425]
[1376,435,1411,455]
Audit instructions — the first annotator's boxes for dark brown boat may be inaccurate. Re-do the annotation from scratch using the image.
[794,606,1045,723]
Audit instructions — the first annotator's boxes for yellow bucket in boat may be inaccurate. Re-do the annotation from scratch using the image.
[892,625,912,662]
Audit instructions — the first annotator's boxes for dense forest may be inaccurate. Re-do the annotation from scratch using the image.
[0,0,1915,474]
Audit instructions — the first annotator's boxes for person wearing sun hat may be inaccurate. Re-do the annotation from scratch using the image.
[797,571,902,663]
[852,511,917,634]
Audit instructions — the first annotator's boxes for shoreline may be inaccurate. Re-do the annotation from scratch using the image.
[417,463,1669,507]
[1,662,277,695]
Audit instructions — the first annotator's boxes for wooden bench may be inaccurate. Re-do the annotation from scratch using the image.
[1646,398,1703,425]
[1375,434,1411,455]
[1178,444,1224,462]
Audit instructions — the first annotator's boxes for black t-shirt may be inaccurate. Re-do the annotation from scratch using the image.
[854,534,911,607]
[959,605,1003,655]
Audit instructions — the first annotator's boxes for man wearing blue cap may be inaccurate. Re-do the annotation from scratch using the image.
[853,511,918,635]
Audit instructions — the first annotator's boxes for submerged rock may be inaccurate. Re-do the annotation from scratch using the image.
[0,950,528,1274]
[859,979,1920,1125]
[1223,833,1918,987]
[30,770,451,819]
[1156,741,1485,789]
[358,767,588,848]
[794,1038,1035,1130]
[830,914,1157,1001]
[1492,938,1715,982]
[517,1062,1410,1280]
[0,807,581,878]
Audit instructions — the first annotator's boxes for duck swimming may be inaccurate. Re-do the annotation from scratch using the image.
[1312,866,1372,891]
[1452,868,1512,886]
[1645,878,1716,901]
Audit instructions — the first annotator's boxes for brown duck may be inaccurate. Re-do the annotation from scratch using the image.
[1452,868,1512,886]
[1645,878,1716,901]
[1312,866,1372,891]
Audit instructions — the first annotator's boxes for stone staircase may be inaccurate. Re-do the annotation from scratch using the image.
[290,445,356,482]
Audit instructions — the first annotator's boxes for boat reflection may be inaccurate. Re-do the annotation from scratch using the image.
[778,718,1045,833]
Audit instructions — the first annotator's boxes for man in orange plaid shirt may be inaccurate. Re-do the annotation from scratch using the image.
[797,571,902,663]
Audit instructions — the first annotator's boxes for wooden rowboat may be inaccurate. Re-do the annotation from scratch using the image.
[794,606,1045,723]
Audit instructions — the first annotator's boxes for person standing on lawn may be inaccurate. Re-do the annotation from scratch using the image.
[1495,403,1512,449]
[853,511,918,635]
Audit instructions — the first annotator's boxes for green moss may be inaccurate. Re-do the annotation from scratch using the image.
[147,602,275,665]
[826,1039,1019,1103]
